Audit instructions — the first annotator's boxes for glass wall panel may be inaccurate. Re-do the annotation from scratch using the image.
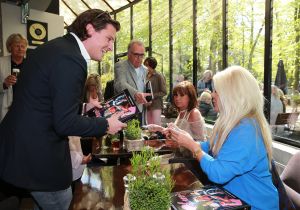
[152,0,170,93]
[59,0,76,25]
[228,0,265,80]
[172,0,193,82]
[271,0,300,146]
[196,0,222,79]
[133,0,149,45]
[83,0,112,12]
[63,0,89,15]
[116,8,131,55]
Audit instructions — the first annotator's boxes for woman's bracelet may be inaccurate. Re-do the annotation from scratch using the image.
[193,147,202,160]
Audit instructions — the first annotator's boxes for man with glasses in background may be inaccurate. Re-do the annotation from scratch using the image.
[114,40,151,125]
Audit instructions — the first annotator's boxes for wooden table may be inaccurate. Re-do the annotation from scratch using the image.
[93,146,173,159]
[70,163,203,210]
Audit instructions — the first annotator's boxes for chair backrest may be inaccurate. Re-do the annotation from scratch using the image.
[280,151,300,209]
[271,160,295,210]
[275,113,299,125]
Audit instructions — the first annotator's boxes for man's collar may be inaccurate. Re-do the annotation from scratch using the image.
[70,32,90,64]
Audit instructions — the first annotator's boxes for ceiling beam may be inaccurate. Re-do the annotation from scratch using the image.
[112,0,143,14]
[103,0,114,12]
[61,0,78,17]
[81,0,91,9]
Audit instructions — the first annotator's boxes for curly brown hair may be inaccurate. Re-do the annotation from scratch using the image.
[172,81,198,111]
[67,9,120,41]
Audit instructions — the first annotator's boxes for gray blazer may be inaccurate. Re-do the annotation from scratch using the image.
[114,60,147,111]
[0,55,13,122]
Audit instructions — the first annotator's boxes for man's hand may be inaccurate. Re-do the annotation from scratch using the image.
[106,111,127,134]
[134,92,152,104]
[3,75,17,88]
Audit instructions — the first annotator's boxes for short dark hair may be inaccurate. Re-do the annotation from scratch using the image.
[144,57,157,69]
[67,9,120,41]
[172,81,198,111]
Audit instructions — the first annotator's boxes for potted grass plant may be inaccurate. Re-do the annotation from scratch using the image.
[124,147,174,210]
[124,119,144,151]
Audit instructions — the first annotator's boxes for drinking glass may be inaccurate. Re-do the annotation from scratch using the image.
[12,68,20,77]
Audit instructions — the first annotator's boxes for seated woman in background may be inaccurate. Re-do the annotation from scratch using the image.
[148,81,206,156]
[197,70,213,96]
[167,66,278,210]
[198,91,217,121]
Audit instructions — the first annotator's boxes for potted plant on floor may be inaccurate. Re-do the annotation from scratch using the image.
[124,147,174,210]
[124,119,144,151]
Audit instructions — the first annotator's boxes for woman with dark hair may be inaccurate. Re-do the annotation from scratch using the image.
[144,56,167,126]
[148,81,206,156]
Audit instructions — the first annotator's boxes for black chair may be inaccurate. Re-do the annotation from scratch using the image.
[280,152,300,209]
[271,160,296,210]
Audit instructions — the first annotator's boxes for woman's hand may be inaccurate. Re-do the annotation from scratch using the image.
[89,98,102,109]
[147,124,164,133]
[168,127,198,152]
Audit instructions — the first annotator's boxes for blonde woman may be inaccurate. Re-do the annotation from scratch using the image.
[198,91,217,119]
[197,70,213,96]
[0,33,28,121]
[168,66,278,210]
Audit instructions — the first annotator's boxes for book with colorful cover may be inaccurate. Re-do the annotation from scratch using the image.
[83,89,140,122]
[171,185,250,210]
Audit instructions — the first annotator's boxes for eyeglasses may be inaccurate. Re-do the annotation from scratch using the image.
[130,52,145,59]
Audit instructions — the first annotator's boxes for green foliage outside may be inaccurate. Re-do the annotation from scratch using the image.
[292,94,300,105]
[124,119,142,140]
[128,147,174,210]
[87,0,299,95]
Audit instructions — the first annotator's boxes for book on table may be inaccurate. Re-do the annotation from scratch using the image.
[145,80,154,102]
[171,185,250,210]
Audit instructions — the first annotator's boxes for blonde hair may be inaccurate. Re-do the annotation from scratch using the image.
[82,74,103,102]
[201,70,213,81]
[6,33,28,53]
[199,91,212,104]
[210,66,273,166]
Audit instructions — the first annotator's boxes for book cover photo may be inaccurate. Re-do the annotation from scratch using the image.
[82,89,140,122]
[171,185,250,210]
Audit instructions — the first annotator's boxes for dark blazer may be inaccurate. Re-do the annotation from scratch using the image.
[0,34,108,191]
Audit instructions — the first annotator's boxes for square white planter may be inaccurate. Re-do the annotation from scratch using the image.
[124,138,144,151]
